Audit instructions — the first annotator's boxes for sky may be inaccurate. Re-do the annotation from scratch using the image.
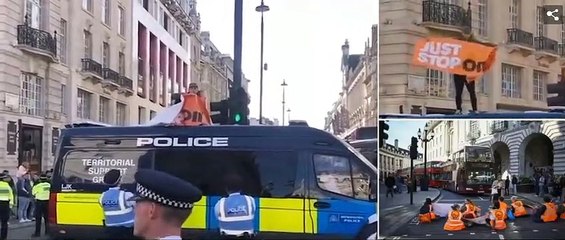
[386,121,428,149]
[197,0,378,129]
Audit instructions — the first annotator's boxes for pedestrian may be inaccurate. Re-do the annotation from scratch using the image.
[539,174,546,197]
[491,179,499,204]
[395,175,403,193]
[0,173,13,240]
[560,175,565,203]
[129,169,202,239]
[497,177,503,197]
[384,174,395,198]
[504,176,510,196]
[99,169,135,239]
[453,74,478,114]
[511,176,518,195]
[31,174,50,237]
[215,174,256,238]
[16,173,32,223]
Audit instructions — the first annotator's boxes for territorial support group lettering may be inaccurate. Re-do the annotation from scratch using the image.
[82,158,136,183]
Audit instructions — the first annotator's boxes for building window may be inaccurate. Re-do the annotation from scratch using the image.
[138,106,146,124]
[82,0,93,12]
[102,0,111,26]
[19,72,42,116]
[509,0,519,28]
[99,97,110,123]
[536,6,546,37]
[163,14,169,31]
[84,30,92,58]
[501,64,521,98]
[116,102,127,125]
[77,89,92,119]
[60,84,66,114]
[103,42,110,68]
[25,0,42,29]
[59,19,67,64]
[533,71,546,101]
[118,6,125,36]
[477,0,487,37]
[119,52,125,75]
[150,110,157,120]
[426,69,453,98]
[479,74,489,96]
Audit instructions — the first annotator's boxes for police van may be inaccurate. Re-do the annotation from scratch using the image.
[48,125,377,239]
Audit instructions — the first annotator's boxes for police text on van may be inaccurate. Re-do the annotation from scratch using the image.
[136,137,229,147]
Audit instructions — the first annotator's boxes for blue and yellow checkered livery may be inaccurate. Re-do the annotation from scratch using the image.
[55,193,376,237]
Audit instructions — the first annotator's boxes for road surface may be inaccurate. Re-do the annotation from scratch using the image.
[8,222,49,240]
[386,190,565,239]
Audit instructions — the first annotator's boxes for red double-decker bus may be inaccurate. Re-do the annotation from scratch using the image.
[398,161,443,188]
[438,146,494,194]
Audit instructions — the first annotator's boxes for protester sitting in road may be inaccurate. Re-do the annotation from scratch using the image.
[418,198,436,224]
[510,196,528,217]
[461,198,480,219]
[557,202,565,220]
[498,196,508,219]
[533,196,558,223]
[443,204,465,231]
[485,201,506,231]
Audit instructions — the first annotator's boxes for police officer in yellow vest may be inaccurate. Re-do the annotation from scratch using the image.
[0,173,13,240]
[31,174,50,238]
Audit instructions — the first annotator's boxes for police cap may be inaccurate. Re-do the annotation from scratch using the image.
[103,169,121,185]
[128,169,202,209]
[39,174,48,180]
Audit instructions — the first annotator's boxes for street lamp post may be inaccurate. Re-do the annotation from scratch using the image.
[418,124,434,191]
[281,79,287,125]
[256,0,269,124]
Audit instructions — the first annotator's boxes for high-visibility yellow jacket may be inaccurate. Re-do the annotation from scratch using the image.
[32,182,51,201]
[0,181,14,207]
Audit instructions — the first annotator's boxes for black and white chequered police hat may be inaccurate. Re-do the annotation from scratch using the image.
[128,169,202,210]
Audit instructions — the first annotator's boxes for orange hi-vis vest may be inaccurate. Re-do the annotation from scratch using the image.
[561,203,565,219]
[444,210,465,231]
[542,202,558,222]
[499,201,508,219]
[512,200,527,217]
[419,205,437,223]
[490,209,506,230]
[463,204,477,218]
[177,93,212,126]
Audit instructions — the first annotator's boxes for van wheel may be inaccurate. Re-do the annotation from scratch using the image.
[356,222,377,240]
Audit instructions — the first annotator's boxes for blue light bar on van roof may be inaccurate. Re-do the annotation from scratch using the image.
[379,112,565,119]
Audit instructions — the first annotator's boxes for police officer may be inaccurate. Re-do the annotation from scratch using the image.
[214,174,256,238]
[128,169,202,239]
[0,173,13,240]
[31,173,50,237]
[99,169,135,239]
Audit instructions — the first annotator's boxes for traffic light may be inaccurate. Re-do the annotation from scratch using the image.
[410,137,419,160]
[547,80,565,106]
[210,100,230,124]
[229,87,250,125]
[379,121,389,148]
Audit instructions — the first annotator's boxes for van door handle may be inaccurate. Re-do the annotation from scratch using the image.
[313,201,331,209]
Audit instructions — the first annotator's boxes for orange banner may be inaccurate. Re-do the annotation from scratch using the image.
[412,37,496,81]
[173,93,212,126]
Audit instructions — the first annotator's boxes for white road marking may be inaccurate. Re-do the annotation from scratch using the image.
[491,232,497,234]
[448,233,453,236]
[552,229,558,232]
[478,197,484,200]
[425,234,431,237]
[512,231,518,233]
[533,230,539,232]
[403,235,408,237]
[499,234,505,239]
[383,205,404,212]
[470,232,475,235]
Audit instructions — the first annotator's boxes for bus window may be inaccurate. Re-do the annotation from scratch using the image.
[467,170,495,185]
[61,150,148,184]
[152,149,301,198]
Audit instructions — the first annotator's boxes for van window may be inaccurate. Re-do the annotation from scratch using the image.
[313,154,376,201]
[153,149,300,198]
[62,150,147,184]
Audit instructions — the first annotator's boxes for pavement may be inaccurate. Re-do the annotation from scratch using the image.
[4,218,49,240]
[379,184,442,237]
[382,189,565,239]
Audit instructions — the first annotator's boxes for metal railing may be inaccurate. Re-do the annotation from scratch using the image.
[422,0,471,30]
[535,36,559,54]
[506,28,534,47]
[102,68,120,84]
[119,76,133,90]
[17,24,57,56]
[81,58,103,76]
